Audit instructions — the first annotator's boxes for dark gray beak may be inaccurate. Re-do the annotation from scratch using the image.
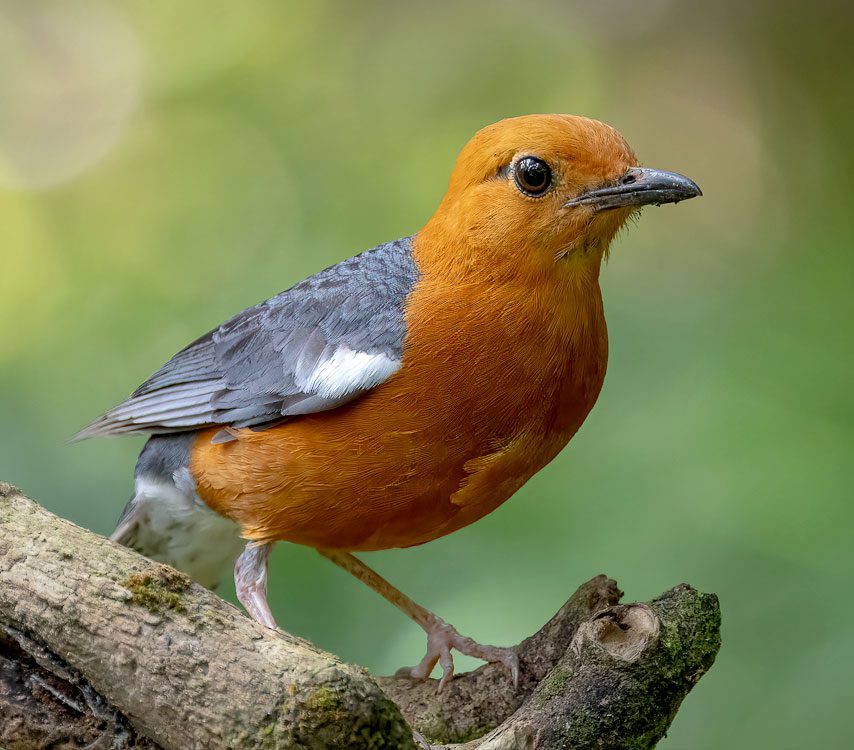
[563,167,702,211]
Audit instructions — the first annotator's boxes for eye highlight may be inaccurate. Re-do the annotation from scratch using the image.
[513,156,552,197]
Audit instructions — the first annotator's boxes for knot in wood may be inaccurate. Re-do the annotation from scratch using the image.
[571,603,659,663]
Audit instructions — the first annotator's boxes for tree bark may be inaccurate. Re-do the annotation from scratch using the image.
[0,482,720,749]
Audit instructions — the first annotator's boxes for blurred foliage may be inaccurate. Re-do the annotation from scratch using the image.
[1,1,852,747]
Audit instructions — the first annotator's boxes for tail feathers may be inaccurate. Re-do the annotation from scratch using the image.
[111,496,139,547]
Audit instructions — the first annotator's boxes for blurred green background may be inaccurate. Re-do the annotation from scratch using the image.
[1,0,852,746]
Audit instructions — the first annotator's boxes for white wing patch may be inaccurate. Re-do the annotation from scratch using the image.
[298,347,400,400]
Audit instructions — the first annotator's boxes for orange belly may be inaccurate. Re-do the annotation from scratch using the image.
[191,260,608,551]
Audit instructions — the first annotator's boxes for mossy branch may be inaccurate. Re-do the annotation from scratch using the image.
[0,482,720,749]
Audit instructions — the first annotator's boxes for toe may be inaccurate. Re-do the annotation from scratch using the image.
[397,650,439,681]
[437,647,455,690]
[502,650,520,687]
[248,591,277,629]
[445,630,519,686]
[401,619,517,688]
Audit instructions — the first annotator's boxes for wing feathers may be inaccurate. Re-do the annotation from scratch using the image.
[76,237,417,440]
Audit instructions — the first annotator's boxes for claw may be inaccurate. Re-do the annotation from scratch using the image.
[398,619,517,689]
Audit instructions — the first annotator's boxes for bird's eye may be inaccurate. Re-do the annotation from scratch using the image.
[513,157,552,197]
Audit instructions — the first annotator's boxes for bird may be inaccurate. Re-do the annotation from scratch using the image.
[76,114,701,687]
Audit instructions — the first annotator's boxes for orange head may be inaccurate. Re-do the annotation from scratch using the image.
[420,114,700,278]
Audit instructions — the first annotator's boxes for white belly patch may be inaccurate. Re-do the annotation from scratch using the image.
[113,471,245,589]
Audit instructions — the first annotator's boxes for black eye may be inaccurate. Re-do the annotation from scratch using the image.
[513,156,552,197]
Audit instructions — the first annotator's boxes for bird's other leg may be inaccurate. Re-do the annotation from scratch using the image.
[316,548,518,689]
[235,541,277,629]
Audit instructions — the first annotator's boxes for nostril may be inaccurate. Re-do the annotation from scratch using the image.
[620,173,637,185]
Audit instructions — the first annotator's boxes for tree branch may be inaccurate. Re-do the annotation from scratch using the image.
[0,482,720,749]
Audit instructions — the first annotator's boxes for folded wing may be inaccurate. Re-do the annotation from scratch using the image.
[75,237,418,441]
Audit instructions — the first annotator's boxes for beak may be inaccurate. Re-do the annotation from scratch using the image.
[563,167,702,211]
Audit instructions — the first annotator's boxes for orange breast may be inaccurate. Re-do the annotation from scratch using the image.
[190,246,608,551]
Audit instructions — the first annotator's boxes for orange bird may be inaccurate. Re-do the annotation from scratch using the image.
[78,114,700,686]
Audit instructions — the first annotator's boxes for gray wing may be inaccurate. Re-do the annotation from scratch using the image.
[75,237,419,441]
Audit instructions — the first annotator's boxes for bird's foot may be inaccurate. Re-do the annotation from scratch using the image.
[235,541,277,629]
[396,618,519,690]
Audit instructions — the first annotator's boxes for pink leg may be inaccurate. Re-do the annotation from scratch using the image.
[317,548,518,689]
[235,541,277,629]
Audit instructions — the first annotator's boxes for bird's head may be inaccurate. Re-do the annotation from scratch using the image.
[422,114,700,277]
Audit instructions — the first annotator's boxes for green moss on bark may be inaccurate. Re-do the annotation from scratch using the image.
[420,712,493,745]
[231,682,415,750]
[121,567,191,615]
[535,666,574,706]
[530,586,721,750]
